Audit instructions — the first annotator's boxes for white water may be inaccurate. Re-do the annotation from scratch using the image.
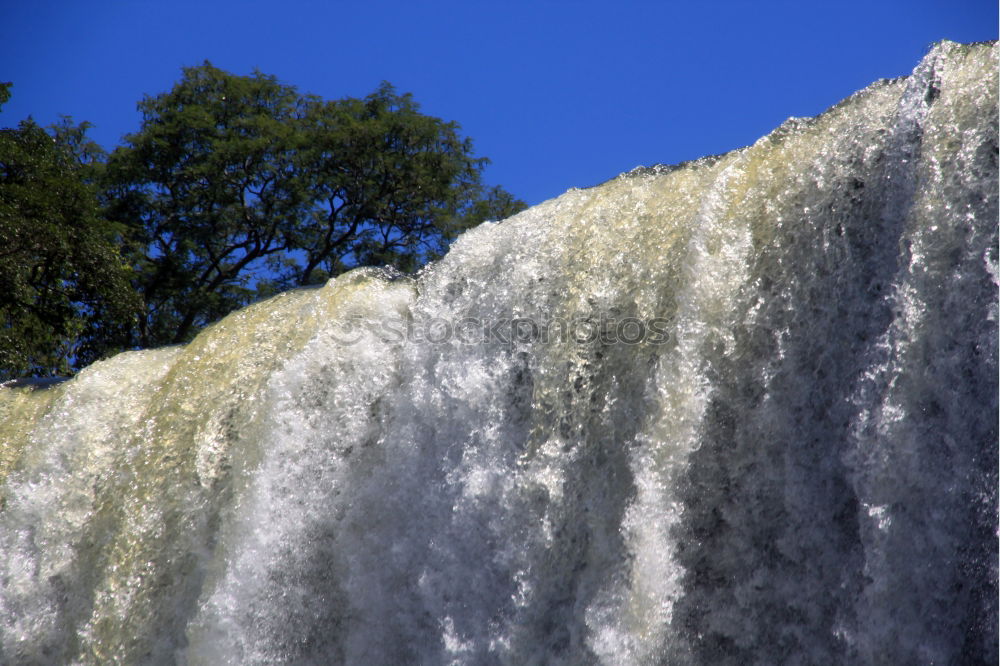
[0,41,996,664]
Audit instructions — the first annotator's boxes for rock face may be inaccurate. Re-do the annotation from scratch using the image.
[0,41,996,665]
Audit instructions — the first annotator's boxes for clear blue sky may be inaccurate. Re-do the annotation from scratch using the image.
[2,1,996,207]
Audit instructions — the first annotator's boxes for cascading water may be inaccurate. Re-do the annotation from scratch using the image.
[1,40,996,665]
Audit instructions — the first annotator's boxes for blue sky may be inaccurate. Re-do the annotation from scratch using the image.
[2,1,996,207]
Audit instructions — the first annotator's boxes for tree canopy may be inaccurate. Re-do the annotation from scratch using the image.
[0,83,139,379]
[105,62,525,347]
[0,65,526,375]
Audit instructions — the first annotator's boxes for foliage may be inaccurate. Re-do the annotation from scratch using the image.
[106,63,526,347]
[0,84,139,379]
[0,65,525,376]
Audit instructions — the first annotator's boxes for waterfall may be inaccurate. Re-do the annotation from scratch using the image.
[1,40,996,665]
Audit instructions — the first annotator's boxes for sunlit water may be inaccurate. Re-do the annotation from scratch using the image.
[1,41,996,665]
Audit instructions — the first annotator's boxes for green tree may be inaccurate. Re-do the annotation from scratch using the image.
[104,64,309,347]
[106,62,525,347]
[0,84,139,379]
